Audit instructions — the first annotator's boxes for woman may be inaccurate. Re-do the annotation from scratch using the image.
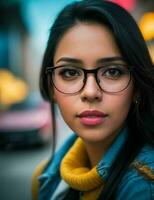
[32,0,154,199]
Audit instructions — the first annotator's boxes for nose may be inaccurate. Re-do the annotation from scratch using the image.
[80,74,102,102]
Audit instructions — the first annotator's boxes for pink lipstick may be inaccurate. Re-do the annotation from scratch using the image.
[77,110,108,126]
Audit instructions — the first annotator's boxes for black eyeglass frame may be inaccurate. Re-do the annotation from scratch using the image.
[46,64,132,95]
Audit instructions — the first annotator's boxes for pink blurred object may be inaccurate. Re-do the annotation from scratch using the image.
[0,103,51,131]
[0,102,52,148]
[109,0,136,11]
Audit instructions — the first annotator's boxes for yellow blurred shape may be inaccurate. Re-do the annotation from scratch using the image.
[0,69,28,107]
[139,12,154,41]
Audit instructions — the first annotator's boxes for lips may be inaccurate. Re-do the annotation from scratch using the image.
[77,110,108,126]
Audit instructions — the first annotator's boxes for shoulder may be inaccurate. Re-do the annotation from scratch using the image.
[131,144,154,180]
[32,160,48,200]
[116,144,154,200]
[136,144,154,164]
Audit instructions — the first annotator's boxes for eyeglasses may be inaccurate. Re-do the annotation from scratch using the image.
[46,63,131,94]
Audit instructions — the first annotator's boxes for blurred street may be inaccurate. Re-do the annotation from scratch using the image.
[0,144,51,200]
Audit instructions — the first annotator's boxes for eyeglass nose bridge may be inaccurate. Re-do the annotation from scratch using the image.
[82,68,102,90]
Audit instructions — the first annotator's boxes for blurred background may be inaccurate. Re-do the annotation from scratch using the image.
[0,0,154,200]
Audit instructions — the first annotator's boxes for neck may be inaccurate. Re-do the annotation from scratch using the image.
[84,134,118,167]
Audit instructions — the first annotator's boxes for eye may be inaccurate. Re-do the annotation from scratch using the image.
[105,68,122,78]
[100,64,128,79]
[57,67,82,80]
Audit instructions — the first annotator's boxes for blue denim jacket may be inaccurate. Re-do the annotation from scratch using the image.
[38,128,154,200]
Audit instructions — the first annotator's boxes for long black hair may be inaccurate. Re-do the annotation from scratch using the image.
[39,0,154,199]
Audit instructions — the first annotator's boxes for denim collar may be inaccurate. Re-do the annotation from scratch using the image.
[97,126,128,180]
[38,127,128,200]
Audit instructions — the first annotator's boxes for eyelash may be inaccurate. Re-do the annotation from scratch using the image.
[55,65,128,79]
[58,68,81,78]
[103,68,124,77]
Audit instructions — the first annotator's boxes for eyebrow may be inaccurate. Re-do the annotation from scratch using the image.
[55,56,125,65]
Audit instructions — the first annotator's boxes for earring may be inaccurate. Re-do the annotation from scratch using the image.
[135,98,140,105]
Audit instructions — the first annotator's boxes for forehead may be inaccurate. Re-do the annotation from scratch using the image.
[54,23,121,66]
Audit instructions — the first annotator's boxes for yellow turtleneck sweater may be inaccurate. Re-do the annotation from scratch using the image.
[60,138,105,200]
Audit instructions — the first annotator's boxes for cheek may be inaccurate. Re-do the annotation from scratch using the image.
[54,91,74,120]
[109,90,134,121]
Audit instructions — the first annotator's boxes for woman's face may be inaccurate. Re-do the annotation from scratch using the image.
[53,23,134,145]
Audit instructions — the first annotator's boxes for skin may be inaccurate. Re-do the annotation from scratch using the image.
[53,23,135,167]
